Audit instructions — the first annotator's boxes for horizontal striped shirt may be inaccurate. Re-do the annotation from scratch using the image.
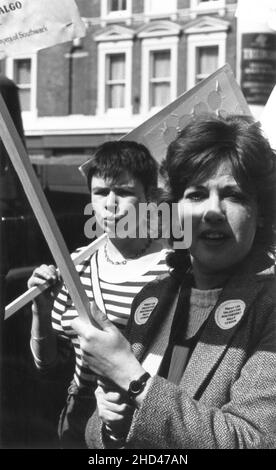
[52,245,168,388]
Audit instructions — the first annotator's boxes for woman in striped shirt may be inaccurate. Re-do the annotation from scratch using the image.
[28,140,169,448]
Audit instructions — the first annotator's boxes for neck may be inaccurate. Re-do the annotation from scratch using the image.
[106,237,152,259]
[191,262,233,290]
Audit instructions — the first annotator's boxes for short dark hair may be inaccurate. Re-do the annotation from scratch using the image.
[86,140,158,198]
[160,114,276,254]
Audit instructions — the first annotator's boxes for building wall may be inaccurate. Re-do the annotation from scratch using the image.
[133,0,144,14]
[22,1,239,120]
[178,0,191,9]
[34,1,238,113]
[37,44,70,117]
[178,33,188,95]
[132,38,142,115]
[4,0,266,193]
[82,31,99,115]
[226,11,237,73]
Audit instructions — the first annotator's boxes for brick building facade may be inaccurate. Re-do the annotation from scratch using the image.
[0,1,258,192]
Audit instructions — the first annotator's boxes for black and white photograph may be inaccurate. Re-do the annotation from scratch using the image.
[0,0,276,455]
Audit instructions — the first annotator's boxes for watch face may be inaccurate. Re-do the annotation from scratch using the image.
[128,372,150,399]
[130,380,141,394]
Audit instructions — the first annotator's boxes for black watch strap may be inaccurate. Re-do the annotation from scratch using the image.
[127,372,151,401]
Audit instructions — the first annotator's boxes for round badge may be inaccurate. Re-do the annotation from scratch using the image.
[134,297,158,325]
[215,300,246,330]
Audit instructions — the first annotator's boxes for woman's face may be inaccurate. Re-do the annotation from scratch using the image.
[91,171,146,237]
[178,160,260,278]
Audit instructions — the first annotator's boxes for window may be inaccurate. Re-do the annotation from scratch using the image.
[195,45,218,83]
[138,22,179,114]
[13,59,32,111]
[101,0,132,20]
[144,0,177,16]
[150,50,171,107]
[140,39,178,113]
[96,34,133,115]
[6,54,37,114]
[185,17,228,89]
[187,35,226,89]
[106,53,126,109]
[109,0,127,12]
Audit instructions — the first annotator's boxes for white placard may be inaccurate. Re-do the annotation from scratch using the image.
[0,0,86,57]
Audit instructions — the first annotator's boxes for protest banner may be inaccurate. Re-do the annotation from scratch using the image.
[0,0,86,56]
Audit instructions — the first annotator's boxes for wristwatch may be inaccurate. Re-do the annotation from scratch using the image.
[127,372,151,401]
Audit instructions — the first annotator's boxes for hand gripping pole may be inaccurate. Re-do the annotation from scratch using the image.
[5,234,107,320]
[0,93,99,326]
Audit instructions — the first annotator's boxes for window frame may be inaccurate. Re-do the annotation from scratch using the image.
[195,44,220,83]
[97,41,133,116]
[149,49,172,109]
[101,0,132,20]
[187,32,227,89]
[5,54,37,116]
[140,37,178,114]
[105,52,127,110]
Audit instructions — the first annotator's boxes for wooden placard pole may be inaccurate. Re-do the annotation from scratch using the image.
[0,93,97,326]
[5,233,107,320]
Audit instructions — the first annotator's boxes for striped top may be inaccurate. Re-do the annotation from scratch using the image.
[52,244,168,389]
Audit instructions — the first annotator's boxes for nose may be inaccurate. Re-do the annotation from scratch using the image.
[106,190,117,213]
[203,193,225,224]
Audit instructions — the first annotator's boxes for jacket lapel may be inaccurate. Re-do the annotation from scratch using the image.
[127,272,181,361]
[181,259,268,398]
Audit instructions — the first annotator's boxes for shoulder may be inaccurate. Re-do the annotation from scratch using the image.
[139,270,178,290]
[247,264,276,334]
[131,270,180,312]
[256,263,276,300]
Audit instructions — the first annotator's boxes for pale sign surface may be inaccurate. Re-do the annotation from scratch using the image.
[120,65,251,164]
[0,0,86,56]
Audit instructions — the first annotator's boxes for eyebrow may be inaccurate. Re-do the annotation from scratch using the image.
[187,182,241,190]
[92,184,136,190]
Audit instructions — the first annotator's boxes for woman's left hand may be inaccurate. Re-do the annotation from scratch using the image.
[70,302,145,391]
[95,379,134,439]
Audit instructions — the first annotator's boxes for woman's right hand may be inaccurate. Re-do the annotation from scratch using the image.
[28,264,60,313]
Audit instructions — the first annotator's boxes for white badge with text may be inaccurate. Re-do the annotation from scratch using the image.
[134,297,158,325]
[215,300,246,330]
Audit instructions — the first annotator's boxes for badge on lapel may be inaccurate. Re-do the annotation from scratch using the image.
[215,300,246,330]
[134,297,158,325]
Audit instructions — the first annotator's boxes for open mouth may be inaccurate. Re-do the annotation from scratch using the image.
[200,230,230,242]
